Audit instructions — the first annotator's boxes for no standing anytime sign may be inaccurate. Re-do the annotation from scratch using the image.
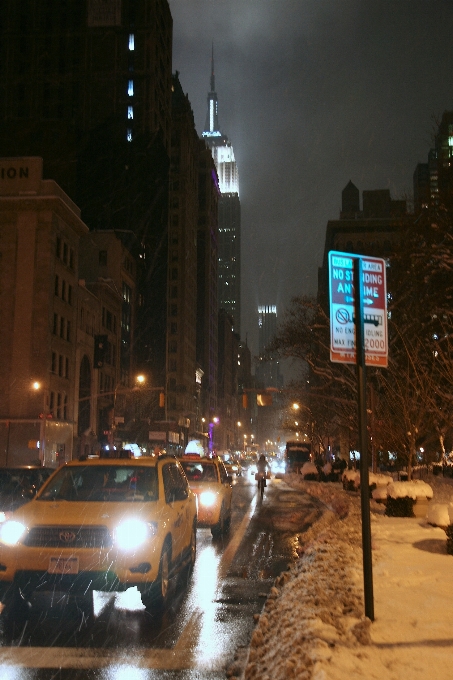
[328,251,388,367]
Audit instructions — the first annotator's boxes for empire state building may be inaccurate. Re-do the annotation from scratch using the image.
[202,50,241,336]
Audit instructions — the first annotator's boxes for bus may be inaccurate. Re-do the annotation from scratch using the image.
[285,441,312,474]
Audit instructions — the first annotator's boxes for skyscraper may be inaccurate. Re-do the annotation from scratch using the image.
[256,305,283,389]
[202,49,241,336]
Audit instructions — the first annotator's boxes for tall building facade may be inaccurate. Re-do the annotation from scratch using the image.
[202,50,241,336]
[413,111,453,213]
[0,0,173,389]
[256,306,283,390]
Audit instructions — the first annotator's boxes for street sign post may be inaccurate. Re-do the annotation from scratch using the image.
[328,251,388,367]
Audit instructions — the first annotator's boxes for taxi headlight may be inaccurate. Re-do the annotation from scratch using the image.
[199,491,217,507]
[115,519,157,551]
[0,520,26,546]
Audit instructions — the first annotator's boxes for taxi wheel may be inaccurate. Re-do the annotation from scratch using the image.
[74,592,94,624]
[141,542,171,612]
[2,586,31,639]
[211,505,229,536]
[188,522,197,573]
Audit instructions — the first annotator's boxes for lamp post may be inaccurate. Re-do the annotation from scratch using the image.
[32,380,46,464]
[209,417,219,455]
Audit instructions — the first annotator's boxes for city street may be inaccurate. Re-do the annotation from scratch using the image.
[0,475,324,679]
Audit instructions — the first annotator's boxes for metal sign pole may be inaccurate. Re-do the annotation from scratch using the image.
[354,257,375,622]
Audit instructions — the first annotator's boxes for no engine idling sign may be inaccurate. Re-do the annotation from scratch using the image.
[328,251,388,367]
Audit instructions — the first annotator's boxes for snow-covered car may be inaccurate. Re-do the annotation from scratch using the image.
[178,456,233,536]
[0,455,197,633]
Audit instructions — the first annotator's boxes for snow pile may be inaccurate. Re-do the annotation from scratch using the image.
[342,469,359,488]
[301,462,319,478]
[369,472,392,487]
[371,485,388,502]
[242,483,368,680]
[387,479,433,500]
[426,502,453,528]
[285,475,350,518]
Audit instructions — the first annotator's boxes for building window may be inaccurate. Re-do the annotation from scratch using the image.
[63,243,68,265]
[128,106,133,120]
[128,80,134,96]
[58,355,63,376]
[53,313,58,335]
[51,352,57,373]
[56,237,61,259]
[171,286,177,298]
[170,322,177,334]
[127,129,132,142]
[57,392,62,419]
[60,317,65,338]
[54,275,59,296]
[69,248,74,270]
[63,394,68,420]
[61,280,66,301]
[123,282,131,303]
[99,250,107,266]
[128,34,135,50]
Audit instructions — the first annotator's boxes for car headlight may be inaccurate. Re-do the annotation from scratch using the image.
[199,491,217,507]
[115,519,157,551]
[0,520,27,546]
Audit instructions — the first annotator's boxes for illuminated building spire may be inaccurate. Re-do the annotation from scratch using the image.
[203,43,221,136]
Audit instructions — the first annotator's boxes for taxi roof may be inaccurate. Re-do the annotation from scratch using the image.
[64,456,160,467]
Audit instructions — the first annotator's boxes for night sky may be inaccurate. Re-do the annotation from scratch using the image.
[169,0,453,357]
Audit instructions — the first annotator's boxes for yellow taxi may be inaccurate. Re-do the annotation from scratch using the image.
[0,455,197,633]
[178,455,233,536]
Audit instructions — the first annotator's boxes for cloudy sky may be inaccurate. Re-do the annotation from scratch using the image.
[168,0,453,355]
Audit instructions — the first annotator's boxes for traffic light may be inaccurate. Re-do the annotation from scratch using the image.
[94,335,108,368]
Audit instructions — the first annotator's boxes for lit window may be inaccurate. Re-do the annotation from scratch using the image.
[128,106,133,120]
[128,80,134,96]
[127,129,132,142]
[129,34,135,50]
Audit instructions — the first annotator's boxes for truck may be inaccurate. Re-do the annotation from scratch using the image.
[285,440,312,474]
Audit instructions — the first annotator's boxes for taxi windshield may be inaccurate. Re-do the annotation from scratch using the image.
[38,465,158,502]
[180,461,218,482]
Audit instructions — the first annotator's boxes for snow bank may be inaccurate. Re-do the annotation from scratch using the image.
[243,494,367,680]
[301,462,319,478]
[426,502,453,528]
[387,479,433,500]
[369,472,392,487]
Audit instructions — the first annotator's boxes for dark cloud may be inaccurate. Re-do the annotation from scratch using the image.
[169,0,453,353]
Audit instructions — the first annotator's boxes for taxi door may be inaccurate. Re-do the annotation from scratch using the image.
[161,461,191,560]
[218,461,233,511]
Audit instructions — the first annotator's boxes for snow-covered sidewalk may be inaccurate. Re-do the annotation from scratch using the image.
[237,474,453,680]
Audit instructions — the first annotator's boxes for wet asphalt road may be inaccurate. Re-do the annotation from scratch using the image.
[0,475,324,680]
